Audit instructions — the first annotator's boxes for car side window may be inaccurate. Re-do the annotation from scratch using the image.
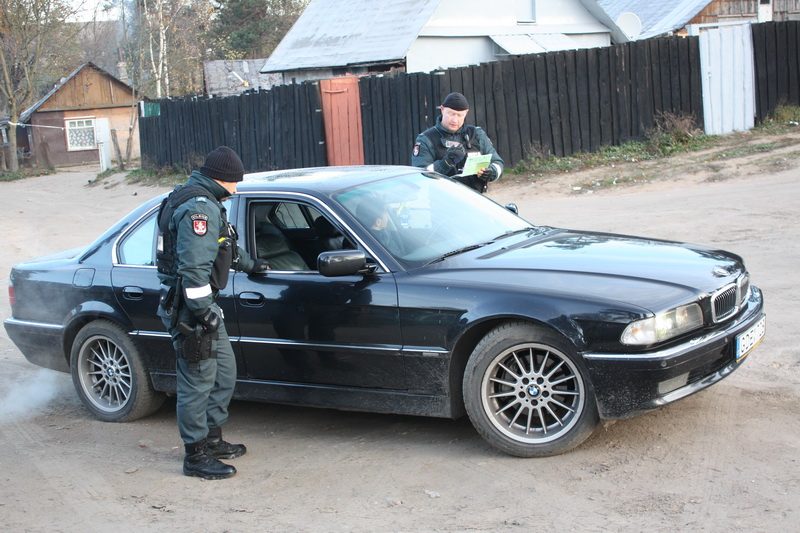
[118,213,156,266]
[273,202,309,229]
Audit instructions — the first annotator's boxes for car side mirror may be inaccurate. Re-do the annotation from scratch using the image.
[318,250,372,277]
[505,203,519,215]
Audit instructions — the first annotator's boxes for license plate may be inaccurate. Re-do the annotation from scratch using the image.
[735,315,766,361]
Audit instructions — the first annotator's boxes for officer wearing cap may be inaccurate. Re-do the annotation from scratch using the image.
[411,92,504,193]
[156,146,268,480]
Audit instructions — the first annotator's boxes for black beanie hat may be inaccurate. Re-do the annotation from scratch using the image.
[442,92,469,111]
[200,146,244,182]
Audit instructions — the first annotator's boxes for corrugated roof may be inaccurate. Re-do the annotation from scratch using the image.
[203,60,282,96]
[589,0,712,39]
[261,0,441,73]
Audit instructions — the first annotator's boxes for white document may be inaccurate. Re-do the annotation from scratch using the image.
[458,153,492,176]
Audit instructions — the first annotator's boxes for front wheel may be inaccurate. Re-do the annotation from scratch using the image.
[70,320,165,422]
[463,322,599,457]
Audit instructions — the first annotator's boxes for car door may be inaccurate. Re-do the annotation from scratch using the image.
[233,194,405,390]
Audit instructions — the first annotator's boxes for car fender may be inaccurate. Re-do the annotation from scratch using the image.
[61,300,134,365]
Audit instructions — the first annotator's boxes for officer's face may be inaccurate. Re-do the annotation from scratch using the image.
[218,180,238,197]
[440,106,469,133]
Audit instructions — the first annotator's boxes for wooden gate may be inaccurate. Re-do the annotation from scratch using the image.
[320,77,364,166]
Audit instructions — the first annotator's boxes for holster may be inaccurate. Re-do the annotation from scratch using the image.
[177,322,216,363]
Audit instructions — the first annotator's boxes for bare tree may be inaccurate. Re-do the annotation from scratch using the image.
[0,0,79,171]
[139,0,190,98]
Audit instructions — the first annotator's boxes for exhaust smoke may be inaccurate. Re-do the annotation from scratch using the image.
[0,368,72,425]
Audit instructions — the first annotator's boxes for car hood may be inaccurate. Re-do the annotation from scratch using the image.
[425,229,744,313]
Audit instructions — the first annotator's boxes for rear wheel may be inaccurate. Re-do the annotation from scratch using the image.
[463,322,599,457]
[70,320,165,422]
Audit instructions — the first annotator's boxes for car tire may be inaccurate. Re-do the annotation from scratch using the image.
[70,320,165,422]
[463,322,599,457]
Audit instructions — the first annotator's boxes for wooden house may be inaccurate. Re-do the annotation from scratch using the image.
[18,62,139,167]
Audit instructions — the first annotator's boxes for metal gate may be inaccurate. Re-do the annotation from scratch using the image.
[690,22,756,134]
[319,77,364,166]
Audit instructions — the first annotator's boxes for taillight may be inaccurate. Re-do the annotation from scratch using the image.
[8,284,14,307]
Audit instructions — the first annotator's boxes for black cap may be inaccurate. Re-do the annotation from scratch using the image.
[200,146,244,182]
[442,92,469,111]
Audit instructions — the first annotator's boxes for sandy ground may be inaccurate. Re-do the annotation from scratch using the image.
[0,132,798,532]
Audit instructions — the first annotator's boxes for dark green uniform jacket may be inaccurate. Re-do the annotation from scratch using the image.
[411,116,504,180]
[157,171,254,316]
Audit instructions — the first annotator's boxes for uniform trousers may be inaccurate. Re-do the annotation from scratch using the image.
[159,303,236,445]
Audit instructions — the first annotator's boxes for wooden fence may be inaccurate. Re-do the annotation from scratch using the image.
[139,82,326,171]
[751,21,800,123]
[139,23,800,172]
[360,36,703,167]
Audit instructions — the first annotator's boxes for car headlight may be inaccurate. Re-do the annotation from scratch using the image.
[621,303,703,345]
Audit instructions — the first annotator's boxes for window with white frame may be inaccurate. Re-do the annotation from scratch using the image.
[517,0,536,22]
[65,118,96,150]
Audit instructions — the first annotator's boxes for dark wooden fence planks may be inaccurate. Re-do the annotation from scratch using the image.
[138,82,327,171]
[752,21,800,123]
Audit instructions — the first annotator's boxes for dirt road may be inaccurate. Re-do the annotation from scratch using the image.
[0,149,798,531]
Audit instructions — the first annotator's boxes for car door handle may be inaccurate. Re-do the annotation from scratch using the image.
[239,292,265,306]
[122,286,144,300]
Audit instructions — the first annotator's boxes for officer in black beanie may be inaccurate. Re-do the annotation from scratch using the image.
[156,146,268,479]
[411,92,504,193]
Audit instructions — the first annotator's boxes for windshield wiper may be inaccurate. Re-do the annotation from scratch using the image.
[426,242,491,265]
[492,227,537,241]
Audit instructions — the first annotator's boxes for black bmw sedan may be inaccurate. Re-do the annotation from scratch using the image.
[4,166,766,457]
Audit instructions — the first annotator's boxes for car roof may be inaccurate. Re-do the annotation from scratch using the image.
[238,165,427,195]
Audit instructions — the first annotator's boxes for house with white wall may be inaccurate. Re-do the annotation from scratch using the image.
[261,0,612,82]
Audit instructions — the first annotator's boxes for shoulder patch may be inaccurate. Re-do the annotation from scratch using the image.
[413,143,420,157]
[191,213,209,236]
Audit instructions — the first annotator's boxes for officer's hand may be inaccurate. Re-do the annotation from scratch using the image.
[478,165,497,181]
[443,145,467,168]
[196,307,221,333]
[250,258,270,274]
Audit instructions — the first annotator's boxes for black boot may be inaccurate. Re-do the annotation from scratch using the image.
[206,427,247,459]
[183,440,236,480]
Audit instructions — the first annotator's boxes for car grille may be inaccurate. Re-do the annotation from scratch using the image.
[711,272,749,323]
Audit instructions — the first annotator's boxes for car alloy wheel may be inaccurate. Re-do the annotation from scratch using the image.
[481,342,584,444]
[76,334,133,414]
[464,322,598,457]
[70,320,165,422]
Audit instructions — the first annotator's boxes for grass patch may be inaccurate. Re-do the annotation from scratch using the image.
[755,105,800,135]
[572,171,654,192]
[513,113,716,178]
[0,167,56,182]
[126,166,186,187]
[707,142,777,161]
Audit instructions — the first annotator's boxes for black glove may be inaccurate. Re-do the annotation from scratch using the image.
[196,307,221,333]
[443,145,467,169]
[250,258,270,274]
[479,164,498,181]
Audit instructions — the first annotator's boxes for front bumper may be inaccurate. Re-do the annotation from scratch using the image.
[583,286,765,419]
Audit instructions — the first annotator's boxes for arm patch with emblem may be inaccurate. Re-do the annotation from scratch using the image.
[191,213,209,236]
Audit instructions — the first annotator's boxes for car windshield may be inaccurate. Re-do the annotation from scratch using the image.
[333,171,536,268]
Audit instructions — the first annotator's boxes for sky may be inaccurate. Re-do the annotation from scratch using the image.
[69,0,121,22]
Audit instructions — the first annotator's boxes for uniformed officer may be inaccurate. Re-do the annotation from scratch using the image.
[156,146,268,480]
[411,92,504,193]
